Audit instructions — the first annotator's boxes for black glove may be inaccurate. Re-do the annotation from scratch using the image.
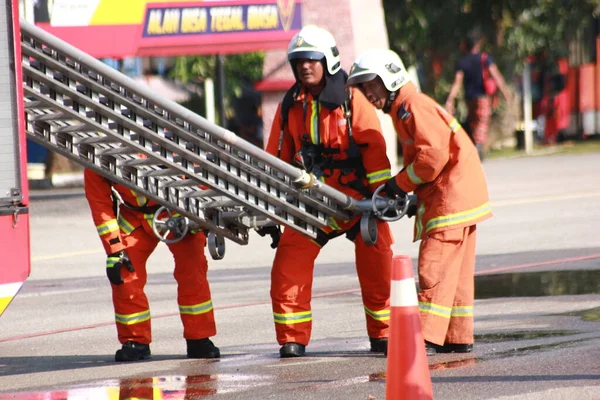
[106,250,134,285]
[256,225,282,249]
[383,178,407,199]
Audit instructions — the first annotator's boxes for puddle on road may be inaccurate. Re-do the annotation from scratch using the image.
[474,330,579,343]
[475,269,600,299]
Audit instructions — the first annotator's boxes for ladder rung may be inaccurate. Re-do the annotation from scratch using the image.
[119,158,158,167]
[182,189,220,198]
[31,112,65,121]
[97,146,135,156]
[160,179,198,188]
[142,168,182,177]
[55,124,97,133]
[76,135,120,144]
[24,100,43,109]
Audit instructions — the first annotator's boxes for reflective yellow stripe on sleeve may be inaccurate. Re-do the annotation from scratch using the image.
[449,118,461,132]
[366,168,392,184]
[273,310,312,325]
[96,219,119,236]
[407,164,424,185]
[118,214,136,235]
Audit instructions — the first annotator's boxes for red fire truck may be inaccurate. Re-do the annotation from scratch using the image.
[0,0,29,317]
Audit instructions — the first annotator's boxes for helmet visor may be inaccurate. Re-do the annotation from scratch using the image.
[288,50,325,62]
[346,72,378,87]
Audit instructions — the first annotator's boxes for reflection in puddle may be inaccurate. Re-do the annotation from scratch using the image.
[429,357,477,371]
[0,374,272,399]
[475,269,600,299]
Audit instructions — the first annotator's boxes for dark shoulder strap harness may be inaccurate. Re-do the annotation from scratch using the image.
[277,86,371,199]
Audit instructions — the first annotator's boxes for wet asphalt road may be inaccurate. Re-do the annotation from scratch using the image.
[0,152,599,399]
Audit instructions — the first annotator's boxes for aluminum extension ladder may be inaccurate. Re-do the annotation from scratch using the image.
[20,20,408,257]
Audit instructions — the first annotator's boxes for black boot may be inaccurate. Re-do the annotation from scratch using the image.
[279,342,306,358]
[115,341,151,362]
[186,338,220,359]
[424,341,439,356]
[369,337,388,353]
[437,343,473,353]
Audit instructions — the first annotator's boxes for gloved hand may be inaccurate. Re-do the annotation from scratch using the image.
[383,178,407,199]
[106,250,134,285]
[256,225,282,249]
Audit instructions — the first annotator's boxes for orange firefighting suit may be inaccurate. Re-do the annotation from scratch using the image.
[84,169,216,345]
[388,82,492,346]
[265,82,394,346]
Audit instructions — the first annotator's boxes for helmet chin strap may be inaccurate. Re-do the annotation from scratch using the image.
[382,90,398,114]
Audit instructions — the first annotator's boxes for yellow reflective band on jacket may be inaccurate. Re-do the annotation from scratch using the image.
[367,168,392,184]
[179,300,213,315]
[106,255,120,268]
[364,306,390,321]
[131,190,146,206]
[273,310,312,325]
[451,305,473,317]
[449,118,461,132]
[96,219,119,236]
[115,310,151,325]
[118,214,136,235]
[419,302,451,319]
[415,203,425,240]
[310,100,319,144]
[326,217,342,231]
[407,164,424,185]
[425,202,492,233]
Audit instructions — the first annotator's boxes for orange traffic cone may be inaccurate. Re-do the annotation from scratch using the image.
[386,254,433,400]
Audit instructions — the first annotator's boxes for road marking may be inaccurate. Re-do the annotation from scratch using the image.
[32,249,103,262]
[492,191,600,207]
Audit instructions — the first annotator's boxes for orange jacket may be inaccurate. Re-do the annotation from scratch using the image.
[84,168,161,255]
[389,83,491,241]
[266,87,391,200]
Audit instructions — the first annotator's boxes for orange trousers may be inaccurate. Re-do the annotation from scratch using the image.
[111,224,216,345]
[270,220,393,346]
[418,225,476,346]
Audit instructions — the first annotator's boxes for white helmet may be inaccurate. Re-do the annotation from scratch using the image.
[287,25,341,76]
[348,49,411,91]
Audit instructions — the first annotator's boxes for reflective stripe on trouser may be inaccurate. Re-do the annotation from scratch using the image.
[417,225,476,346]
[270,221,393,346]
[112,225,215,344]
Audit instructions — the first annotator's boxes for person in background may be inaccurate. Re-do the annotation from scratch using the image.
[445,29,511,160]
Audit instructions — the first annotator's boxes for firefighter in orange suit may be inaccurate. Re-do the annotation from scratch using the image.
[347,49,492,355]
[263,26,394,358]
[84,169,220,361]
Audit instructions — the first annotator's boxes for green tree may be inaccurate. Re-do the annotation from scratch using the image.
[170,53,265,125]
[383,0,599,100]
